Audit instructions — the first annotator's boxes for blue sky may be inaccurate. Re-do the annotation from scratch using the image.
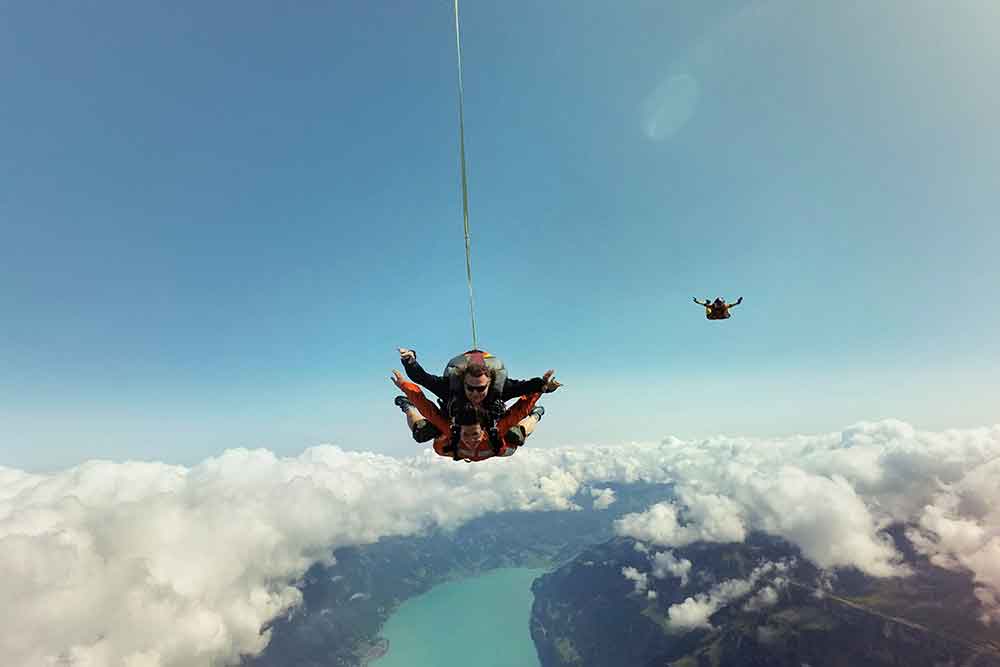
[2,1,998,471]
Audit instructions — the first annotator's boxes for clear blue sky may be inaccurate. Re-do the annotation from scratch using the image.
[2,1,998,471]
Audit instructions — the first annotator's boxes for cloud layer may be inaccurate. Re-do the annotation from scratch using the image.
[614,420,1000,624]
[3,419,999,664]
[0,443,674,666]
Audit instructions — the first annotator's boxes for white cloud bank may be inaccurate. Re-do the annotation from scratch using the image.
[614,420,1000,624]
[2,420,999,664]
[1,443,674,666]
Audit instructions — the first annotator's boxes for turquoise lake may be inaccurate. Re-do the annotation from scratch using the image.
[374,568,546,667]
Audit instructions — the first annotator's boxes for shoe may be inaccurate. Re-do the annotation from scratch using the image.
[505,425,527,447]
[411,419,439,443]
[394,395,414,412]
[530,405,544,421]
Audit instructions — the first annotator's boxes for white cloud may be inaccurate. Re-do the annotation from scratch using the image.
[667,561,789,630]
[650,550,692,586]
[614,421,1000,620]
[745,467,903,577]
[616,423,1000,582]
[0,442,678,666]
[615,502,687,546]
[974,588,1000,625]
[667,594,720,630]
[612,492,746,548]
[615,475,896,578]
[2,419,999,663]
[622,566,650,595]
[743,584,781,612]
[620,549,693,595]
[907,456,1000,624]
[590,487,617,510]
[676,490,749,544]
[668,576,755,630]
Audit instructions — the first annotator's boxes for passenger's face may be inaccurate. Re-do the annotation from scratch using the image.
[464,374,490,406]
[460,424,483,447]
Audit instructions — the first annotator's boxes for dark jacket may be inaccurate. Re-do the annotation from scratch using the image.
[402,356,546,420]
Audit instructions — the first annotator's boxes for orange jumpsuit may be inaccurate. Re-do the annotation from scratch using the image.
[398,380,540,462]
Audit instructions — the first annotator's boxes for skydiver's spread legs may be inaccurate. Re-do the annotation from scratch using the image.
[394,395,422,429]
[505,405,544,447]
[521,405,544,437]
[394,395,440,443]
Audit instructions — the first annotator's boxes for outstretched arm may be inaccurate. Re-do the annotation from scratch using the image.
[502,370,561,400]
[502,376,544,400]
[728,297,743,308]
[398,348,450,400]
[693,298,709,306]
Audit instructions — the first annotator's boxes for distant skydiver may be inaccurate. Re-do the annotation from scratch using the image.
[392,370,545,461]
[397,348,560,441]
[693,296,743,320]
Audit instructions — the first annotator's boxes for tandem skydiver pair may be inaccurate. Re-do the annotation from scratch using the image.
[391,349,561,463]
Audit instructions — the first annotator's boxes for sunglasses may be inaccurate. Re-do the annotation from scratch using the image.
[465,384,489,393]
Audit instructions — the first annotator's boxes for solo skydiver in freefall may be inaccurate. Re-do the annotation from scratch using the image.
[694,296,743,320]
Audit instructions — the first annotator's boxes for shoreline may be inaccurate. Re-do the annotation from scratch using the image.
[360,637,389,665]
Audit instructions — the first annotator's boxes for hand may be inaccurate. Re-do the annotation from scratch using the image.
[398,348,415,364]
[737,297,743,304]
[541,369,562,393]
[692,297,698,303]
[391,370,406,389]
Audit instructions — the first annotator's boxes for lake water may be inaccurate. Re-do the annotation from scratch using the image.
[374,567,546,667]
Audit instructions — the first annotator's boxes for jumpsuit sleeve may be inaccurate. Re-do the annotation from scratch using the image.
[500,377,546,401]
[400,381,451,436]
[497,393,541,434]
